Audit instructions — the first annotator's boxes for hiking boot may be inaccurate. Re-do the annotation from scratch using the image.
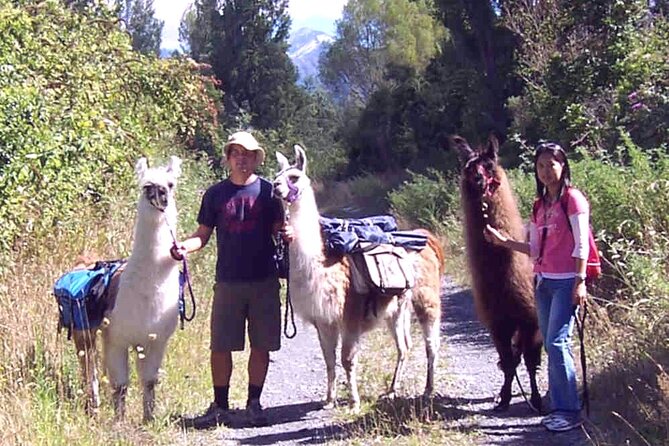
[181,402,230,430]
[245,399,268,427]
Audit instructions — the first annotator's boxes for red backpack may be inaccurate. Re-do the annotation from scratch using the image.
[532,189,601,281]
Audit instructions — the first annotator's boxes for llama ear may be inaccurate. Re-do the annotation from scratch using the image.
[167,156,182,178]
[485,134,499,162]
[448,135,474,163]
[135,157,148,179]
[276,151,290,171]
[294,144,307,172]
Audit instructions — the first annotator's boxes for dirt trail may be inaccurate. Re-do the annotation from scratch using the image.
[186,278,591,445]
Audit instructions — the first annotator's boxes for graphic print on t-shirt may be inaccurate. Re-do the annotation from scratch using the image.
[222,195,264,233]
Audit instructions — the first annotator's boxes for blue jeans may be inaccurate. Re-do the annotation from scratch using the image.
[535,277,580,413]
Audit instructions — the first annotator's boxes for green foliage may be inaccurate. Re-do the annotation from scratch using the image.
[0,1,219,262]
[571,135,669,319]
[388,169,459,234]
[320,0,445,107]
[506,0,669,154]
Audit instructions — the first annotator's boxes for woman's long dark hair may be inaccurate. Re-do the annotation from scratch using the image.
[534,142,572,199]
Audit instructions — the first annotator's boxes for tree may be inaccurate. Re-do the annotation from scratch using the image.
[504,0,669,153]
[319,0,445,108]
[179,0,218,61]
[179,0,303,130]
[117,0,163,56]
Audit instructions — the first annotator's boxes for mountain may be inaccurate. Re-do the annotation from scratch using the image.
[288,27,333,84]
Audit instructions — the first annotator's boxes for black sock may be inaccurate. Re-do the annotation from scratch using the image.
[247,384,263,404]
[214,385,229,410]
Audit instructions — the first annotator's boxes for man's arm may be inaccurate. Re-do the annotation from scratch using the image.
[171,224,214,260]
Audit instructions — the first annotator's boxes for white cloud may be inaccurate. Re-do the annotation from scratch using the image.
[154,0,346,49]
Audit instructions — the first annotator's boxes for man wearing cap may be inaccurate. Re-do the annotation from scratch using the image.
[174,131,291,428]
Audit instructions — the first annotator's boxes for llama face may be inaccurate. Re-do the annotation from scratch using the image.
[450,135,500,198]
[272,145,310,203]
[135,156,182,211]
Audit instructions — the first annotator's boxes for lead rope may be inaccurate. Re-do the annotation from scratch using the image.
[574,304,589,416]
[163,213,196,330]
[280,209,297,339]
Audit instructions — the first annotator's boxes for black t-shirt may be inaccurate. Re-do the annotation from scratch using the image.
[197,177,283,282]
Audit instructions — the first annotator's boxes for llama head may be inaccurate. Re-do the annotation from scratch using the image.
[449,134,501,198]
[272,144,310,204]
[135,156,182,211]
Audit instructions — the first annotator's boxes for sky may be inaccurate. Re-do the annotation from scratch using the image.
[154,0,346,50]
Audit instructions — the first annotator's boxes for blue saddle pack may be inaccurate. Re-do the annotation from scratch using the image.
[320,215,428,255]
[53,260,126,338]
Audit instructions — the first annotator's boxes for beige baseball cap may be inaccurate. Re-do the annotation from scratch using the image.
[223,131,265,165]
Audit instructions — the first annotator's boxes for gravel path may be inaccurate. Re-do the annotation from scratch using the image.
[187,278,591,445]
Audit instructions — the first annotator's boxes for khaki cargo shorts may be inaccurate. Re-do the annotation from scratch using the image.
[210,275,281,352]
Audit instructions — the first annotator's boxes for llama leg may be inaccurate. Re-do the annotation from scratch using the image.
[316,322,339,409]
[386,296,411,398]
[341,330,361,412]
[521,325,543,412]
[412,289,441,397]
[73,329,100,415]
[491,325,520,411]
[136,341,168,423]
[420,310,441,397]
[103,339,130,420]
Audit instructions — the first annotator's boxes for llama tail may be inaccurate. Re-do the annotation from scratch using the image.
[417,229,445,277]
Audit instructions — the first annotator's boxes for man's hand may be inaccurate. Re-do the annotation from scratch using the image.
[170,243,186,261]
[279,224,295,243]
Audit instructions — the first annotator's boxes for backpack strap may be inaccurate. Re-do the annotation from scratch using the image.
[559,187,573,233]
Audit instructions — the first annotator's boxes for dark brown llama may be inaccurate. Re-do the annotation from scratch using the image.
[450,135,543,412]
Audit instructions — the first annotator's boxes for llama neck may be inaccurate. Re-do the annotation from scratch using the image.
[130,201,176,263]
[287,187,325,286]
[463,169,524,243]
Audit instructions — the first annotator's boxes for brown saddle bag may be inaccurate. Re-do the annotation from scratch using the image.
[350,243,415,296]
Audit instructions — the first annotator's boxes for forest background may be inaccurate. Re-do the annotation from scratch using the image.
[0,0,667,444]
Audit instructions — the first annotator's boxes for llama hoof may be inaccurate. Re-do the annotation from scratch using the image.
[492,401,510,412]
[530,396,543,414]
[381,390,397,400]
[322,400,336,410]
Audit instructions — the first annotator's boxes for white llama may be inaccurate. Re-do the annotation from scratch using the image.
[102,156,182,422]
[272,145,444,411]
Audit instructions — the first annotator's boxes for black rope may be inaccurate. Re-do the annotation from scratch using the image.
[574,304,589,416]
[179,257,197,330]
[513,370,542,414]
[279,237,297,339]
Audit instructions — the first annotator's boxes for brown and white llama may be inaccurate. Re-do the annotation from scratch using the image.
[450,135,543,412]
[73,156,183,422]
[272,145,444,411]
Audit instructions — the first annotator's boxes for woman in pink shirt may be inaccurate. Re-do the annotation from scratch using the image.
[485,142,588,432]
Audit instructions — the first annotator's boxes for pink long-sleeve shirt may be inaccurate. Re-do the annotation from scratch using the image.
[529,187,590,279]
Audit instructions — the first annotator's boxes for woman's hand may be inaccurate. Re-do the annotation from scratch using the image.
[484,224,508,247]
[572,280,587,306]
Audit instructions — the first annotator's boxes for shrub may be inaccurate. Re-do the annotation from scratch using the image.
[0,1,220,267]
